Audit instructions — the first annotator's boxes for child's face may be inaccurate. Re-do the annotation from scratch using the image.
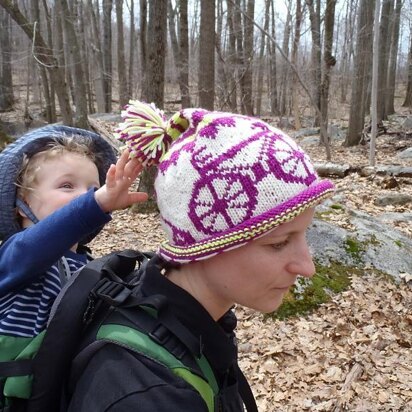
[21,152,100,225]
[198,208,316,316]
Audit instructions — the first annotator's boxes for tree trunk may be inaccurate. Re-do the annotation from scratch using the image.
[178,0,190,108]
[0,119,12,149]
[385,0,402,115]
[239,0,254,115]
[291,0,302,129]
[31,0,53,123]
[338,0,356,104]
[145,0,167,106]
[255,0,269,116]
[116,0,128,108]
[0,0,73,125]
[198,0,215,109]
[279,1,291,115]
[0,8,14,111]
[167,0,179,80]
[402,33,412,107]
[139,0,148,100]
[127,0,135,98]
[102,0,113,112]
[344,0,375,147]
[306,0,322,126]
[87,2,106,113]
[58,0,89,128]
[136,0,167,213]
[376,0,393,122]
[320,0,337,146]
[226,0,238,112]
[268,0,278,115]
[370,0,381,166]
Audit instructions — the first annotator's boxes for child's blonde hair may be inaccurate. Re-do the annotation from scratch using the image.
[15,135,100,217]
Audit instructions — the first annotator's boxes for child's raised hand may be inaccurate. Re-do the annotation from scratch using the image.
[94,149,148,213]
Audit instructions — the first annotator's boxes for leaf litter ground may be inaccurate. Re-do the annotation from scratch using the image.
[90,123,412,412]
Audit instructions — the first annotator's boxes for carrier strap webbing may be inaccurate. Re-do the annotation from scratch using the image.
[0,360,32,378]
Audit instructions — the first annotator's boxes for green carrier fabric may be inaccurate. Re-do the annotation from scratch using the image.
[0,250,258,412]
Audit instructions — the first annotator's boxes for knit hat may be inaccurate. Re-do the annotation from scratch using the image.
[117,101,334,263]
[0,125,117,241]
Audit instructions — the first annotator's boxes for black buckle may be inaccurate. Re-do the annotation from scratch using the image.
[149,324,187,360]
[92,278,131,306]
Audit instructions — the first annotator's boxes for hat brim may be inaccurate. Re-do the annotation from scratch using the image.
[0,125,117,241]
[158,180,334,263]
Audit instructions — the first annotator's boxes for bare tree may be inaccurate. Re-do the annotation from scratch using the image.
[102,0,113,112]
[370,0,381,166]
[345,0,375,147]
[58,0,88,128]
[376,0,393,122]
[199,0,215,109]
[291,0,303,129]
[127,0,135,98]
[403,32,412,107]
[320,0,337,146]
[268,0,278,115]
[139,0,148,100]
[0,0,73,125]
[31,0,53,123]
[0,7,13,111]
[385,0,402,115]
[255,0,270,116]
[240,0,254,115]
[338,0,357,104]
[278,0,292,115]
[115,0,128,108]
[87,2,106,113]
[136,0,167,213]
[178,0,190,107]
[306,0,322,125]
[226,0,238,111]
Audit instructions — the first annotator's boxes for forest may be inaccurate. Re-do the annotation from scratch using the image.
[0,0,411,156]
[1,1,412,410]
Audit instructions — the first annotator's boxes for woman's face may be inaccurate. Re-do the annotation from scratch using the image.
[195,207,316,318]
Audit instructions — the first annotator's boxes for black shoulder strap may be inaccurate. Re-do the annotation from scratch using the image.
[26,250,147,412]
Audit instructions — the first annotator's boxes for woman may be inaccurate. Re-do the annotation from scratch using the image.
[67,101,334,411]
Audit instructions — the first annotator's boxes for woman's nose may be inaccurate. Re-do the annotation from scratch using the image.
[289,240,316,278]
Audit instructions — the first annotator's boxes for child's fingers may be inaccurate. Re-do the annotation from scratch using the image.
[128,191,149,204]
[105,164,116,188]
[115,149,130,180]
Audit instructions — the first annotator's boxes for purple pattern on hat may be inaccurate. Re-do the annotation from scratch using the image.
[159,180,335,262]
[162,217,197,245]
[199,116,236,139]
[182,118,317,236]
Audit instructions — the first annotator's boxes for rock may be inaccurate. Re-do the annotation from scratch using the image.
[402,116,412,130]
[377,212,412,224]
[309,208,412,280]
[300,136,320,146]
[328,124,345,140]
[314,162,352,177]
[374,193,412,206]
[397,147,412,160]
[291,128,320,139]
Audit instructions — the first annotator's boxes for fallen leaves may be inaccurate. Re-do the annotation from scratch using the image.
[88,120,412,411]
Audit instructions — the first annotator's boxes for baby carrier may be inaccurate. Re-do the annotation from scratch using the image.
[0,250,257,412]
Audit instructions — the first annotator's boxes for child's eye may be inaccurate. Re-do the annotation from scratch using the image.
[60,183,73,189]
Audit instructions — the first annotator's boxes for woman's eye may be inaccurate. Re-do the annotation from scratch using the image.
[272,240,289,250]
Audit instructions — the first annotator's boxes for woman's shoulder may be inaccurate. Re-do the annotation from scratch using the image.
[68,343,208,412]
